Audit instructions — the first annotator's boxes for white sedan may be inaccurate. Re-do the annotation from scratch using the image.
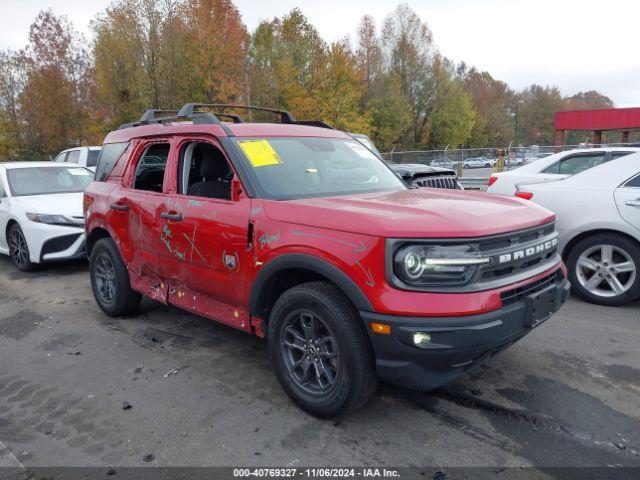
[0,162,92,271]
[53,146,101,173]
[462,157,495,169]
[488,147,640,196]
[514,153,640,306]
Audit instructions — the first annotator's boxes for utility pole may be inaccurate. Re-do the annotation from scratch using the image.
[514,103,519,146]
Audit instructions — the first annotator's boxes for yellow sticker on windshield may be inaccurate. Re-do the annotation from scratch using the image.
[238,139,282,168]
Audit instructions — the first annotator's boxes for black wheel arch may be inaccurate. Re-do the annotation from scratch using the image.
[249,254,374,321]
[86,227,112,256]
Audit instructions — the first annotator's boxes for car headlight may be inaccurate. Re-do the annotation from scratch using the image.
[26,213,80,227]
[393,244,490,287]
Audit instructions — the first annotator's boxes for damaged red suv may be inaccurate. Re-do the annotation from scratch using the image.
[84,104,569,417]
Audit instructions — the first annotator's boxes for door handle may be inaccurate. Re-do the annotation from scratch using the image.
[160,211,183,221]
[625,199,640,207]
[110,203,129,212]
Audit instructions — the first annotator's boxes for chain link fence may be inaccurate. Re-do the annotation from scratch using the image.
[382,142,640,178]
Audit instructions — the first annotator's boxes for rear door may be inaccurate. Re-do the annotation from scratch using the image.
[0,169,9,253]
[159,137,252,330]
[614,171,640,231]
[109,140,173,301]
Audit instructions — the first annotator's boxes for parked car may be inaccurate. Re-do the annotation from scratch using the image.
[462,156,495,169]
[85,104,569,417]
[430,157,457,169]
[53,146,102,173]
[349,134,461,190]
[514,153,640,306]
[488,147,640,196]
[0,162,90,270]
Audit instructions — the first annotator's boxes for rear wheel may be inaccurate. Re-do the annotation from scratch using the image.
[8,223,35,271]
[89,237,141,316]
[567,233,640,306]
[268,281,377,418]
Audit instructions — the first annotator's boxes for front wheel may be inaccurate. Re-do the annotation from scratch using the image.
[89,237,141,316]
[268,282,377,418]
[8,223,35,271]
[567,233,640,306]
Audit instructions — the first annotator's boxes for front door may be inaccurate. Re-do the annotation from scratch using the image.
[159,138,252,330]
[114,141,173,302]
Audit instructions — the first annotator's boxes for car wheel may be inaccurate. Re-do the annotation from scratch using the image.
[485,163,491,168]
[567,233,640,306]
[268,281,377,418]
[89,237,142,316]
[463,164,469,169]
[8,223,36,271]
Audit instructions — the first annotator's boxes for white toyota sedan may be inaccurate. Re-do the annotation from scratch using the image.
[0,162,92,271]
[487,147,640,196]
[514,153,640,306]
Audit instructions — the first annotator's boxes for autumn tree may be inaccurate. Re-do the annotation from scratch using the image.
[516,85,565,145]
[249,9,326,119]
[381,3,434,146]
[19,10,93,157]
[457,64,515,147]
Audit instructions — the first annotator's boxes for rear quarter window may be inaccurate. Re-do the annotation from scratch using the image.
[95,142,130,181]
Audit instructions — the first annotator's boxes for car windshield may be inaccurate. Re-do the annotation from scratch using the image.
[234,137,406,199]
[7,166,93,196]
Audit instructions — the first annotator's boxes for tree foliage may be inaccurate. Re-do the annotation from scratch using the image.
[0,1,620,159]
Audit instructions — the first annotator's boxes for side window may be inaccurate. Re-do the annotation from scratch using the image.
[624,173,640,188]
[54,152,68,163]
[178,142,233,200]
[542,154,608,175]
[86,149,101,167]
[0,177,5,198]
[66,150,81,164]
[132,143,170,193]
[95,142,129,181]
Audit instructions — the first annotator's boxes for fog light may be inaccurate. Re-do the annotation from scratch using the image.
[413,332,431,348]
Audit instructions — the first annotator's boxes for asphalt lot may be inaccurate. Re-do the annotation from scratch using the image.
[0,255,639,478]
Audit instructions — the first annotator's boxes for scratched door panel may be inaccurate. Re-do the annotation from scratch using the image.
[159,195,251,317]
[126,190,167,295]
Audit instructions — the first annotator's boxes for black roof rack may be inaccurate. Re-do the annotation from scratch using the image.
[118,103,332,132]
[178,103,296,124]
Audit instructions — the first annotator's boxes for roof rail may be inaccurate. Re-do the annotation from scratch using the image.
[178,103,296,124]
[139,109,179,122]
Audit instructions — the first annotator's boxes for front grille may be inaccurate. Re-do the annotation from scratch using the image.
[411,175,459,189]
[477,223,558,281]
[500,270,563,305]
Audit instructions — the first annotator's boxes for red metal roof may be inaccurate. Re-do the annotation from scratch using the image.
[555,107,640,131]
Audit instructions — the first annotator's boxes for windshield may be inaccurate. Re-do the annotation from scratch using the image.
[7,166,93,196]
[235,137,405,199]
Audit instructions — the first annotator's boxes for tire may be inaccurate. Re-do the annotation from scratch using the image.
[566,233,640,306]
[89,237,141,316]
[463,164,469,169]
[268,281,377,418]
[8,223,36,271]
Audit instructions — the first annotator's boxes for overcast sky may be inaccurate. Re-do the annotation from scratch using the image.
[3,0,639,107]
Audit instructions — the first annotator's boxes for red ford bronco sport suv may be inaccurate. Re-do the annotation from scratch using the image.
[84,104,570,417]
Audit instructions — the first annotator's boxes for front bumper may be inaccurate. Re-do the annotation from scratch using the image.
[360,276,570,391]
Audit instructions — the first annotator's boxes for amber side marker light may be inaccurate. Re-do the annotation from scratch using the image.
[370,323,391,335]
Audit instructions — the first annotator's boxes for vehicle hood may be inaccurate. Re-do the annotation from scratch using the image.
[11,192,85,219]
[264,188,555,238]
[390,163,456,178]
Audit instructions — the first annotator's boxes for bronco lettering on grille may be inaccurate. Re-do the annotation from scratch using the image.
[498,238,558,264]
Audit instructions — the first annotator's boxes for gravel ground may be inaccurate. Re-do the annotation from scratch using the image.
[0,255,638,479]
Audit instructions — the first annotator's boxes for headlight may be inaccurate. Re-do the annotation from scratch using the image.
[26,213,80,227]
[393,244,490,287]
